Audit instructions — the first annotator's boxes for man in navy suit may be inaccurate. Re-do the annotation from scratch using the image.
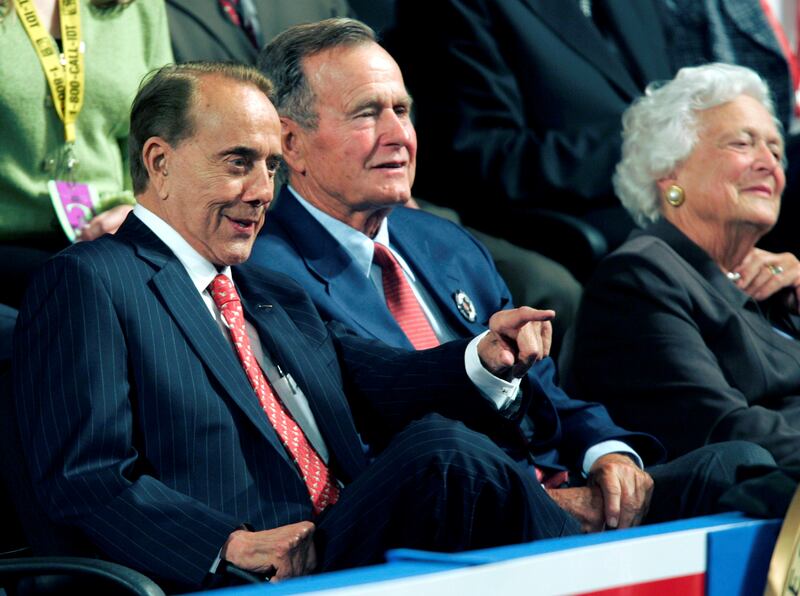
[12,61,633,590]
[253,17,775,540]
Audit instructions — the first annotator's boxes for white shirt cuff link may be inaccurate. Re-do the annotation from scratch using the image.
[465,331,521,412]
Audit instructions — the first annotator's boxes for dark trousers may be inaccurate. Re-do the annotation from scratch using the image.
[316,413,580,571]
[316,425,772,571]
[645,440,775,524]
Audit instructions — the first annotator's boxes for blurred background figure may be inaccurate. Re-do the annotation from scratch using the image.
[166,0,352,64]
[568,63,800,468]
[389,0,674,256]
[0,0,172,307]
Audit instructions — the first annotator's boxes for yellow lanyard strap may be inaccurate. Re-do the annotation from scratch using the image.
[14,0,84,144]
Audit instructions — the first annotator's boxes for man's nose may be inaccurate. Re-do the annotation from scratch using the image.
[243,162,274,205]
[380,110,413,145]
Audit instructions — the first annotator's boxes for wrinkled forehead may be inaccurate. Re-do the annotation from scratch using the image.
[187,75,280,140]
[305,42,406,95]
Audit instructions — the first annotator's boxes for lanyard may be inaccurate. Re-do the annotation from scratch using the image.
[14,0,84,145]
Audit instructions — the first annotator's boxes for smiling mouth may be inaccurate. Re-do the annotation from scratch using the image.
[744,185,774,197]
[225,215,259,234]
[373,161,406,170]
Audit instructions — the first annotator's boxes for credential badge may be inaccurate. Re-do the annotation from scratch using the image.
[453,290,477,323]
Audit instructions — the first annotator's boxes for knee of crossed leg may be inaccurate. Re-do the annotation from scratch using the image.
[395,413,522,483]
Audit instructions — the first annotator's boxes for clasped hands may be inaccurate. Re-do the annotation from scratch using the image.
[548,453,654,533]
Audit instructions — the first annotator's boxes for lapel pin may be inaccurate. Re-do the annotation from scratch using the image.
[256,304,272,310]
[453,289,477,323]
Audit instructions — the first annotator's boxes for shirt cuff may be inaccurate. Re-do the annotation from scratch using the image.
[465,331,521,412]
[582,440,643,476]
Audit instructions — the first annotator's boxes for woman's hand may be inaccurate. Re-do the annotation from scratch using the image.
[731,247,800,304]
[76,204,133,241]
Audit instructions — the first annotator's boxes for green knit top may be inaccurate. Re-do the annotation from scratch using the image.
[0,0,173,245]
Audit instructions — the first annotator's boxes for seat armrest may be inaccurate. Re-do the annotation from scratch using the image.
[0,556,165,596]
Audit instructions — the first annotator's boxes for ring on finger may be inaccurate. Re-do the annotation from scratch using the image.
[767,264,784,276]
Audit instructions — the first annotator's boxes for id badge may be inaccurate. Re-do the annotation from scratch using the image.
[48,179,99,242]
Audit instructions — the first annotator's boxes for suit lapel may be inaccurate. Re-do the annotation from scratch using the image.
[388,217,482,337]
[524,0,642,98]
[122,216,291,464]
[271,190,414,347]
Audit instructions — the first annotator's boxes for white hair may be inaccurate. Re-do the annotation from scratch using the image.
[613,63,779,227]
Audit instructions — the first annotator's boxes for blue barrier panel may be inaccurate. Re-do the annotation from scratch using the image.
[387,512,756,565]
[706,519,781,596]
[194,513,780,595]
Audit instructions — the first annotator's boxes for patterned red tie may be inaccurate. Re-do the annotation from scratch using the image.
[209,274,339,515]
[372,242,440,350]
[218,0,262,49]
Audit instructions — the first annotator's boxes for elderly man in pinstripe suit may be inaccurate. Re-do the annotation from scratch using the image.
[11,61,605,591]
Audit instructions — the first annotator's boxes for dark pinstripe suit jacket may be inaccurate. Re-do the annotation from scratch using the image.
[12,214,503,588]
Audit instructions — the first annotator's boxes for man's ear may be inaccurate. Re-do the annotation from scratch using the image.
[142,137,171,199]
[280,117,307,175]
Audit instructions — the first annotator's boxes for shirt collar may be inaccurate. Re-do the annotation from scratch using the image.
[133,204,232,293]
[288,185,415,280]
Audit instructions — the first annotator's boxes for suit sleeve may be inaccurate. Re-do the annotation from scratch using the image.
[394,0,623,208]
[332,331,528,451]
[13,253,238,589]
[570,251,800,467]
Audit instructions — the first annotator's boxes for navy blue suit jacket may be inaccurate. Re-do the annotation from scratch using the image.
[253,189,663,472]
[12,214,513,588]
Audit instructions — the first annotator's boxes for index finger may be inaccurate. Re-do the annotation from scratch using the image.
[490,307,556,335]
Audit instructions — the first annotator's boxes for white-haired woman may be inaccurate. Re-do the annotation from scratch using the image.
[568,63,800,467]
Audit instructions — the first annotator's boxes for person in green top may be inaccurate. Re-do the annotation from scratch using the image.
[0,0,173,307]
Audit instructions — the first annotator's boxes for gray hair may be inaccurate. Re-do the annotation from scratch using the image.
[613,63,779,227]
[257,18,376,129]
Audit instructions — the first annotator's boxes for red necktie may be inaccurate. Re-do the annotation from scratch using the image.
[760,0,800,116]
[372,243,440,350]
[219,0,242,25]
[218,0,261,49]
[209,274,339,515]
[373,246,564,486]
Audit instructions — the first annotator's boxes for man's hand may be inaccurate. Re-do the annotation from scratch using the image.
[546,486,605,533]
[478,307,555,379]
[731,247,800,304]
[588,453,653,530]
[222,521,316,581]
[76,204,133,241]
